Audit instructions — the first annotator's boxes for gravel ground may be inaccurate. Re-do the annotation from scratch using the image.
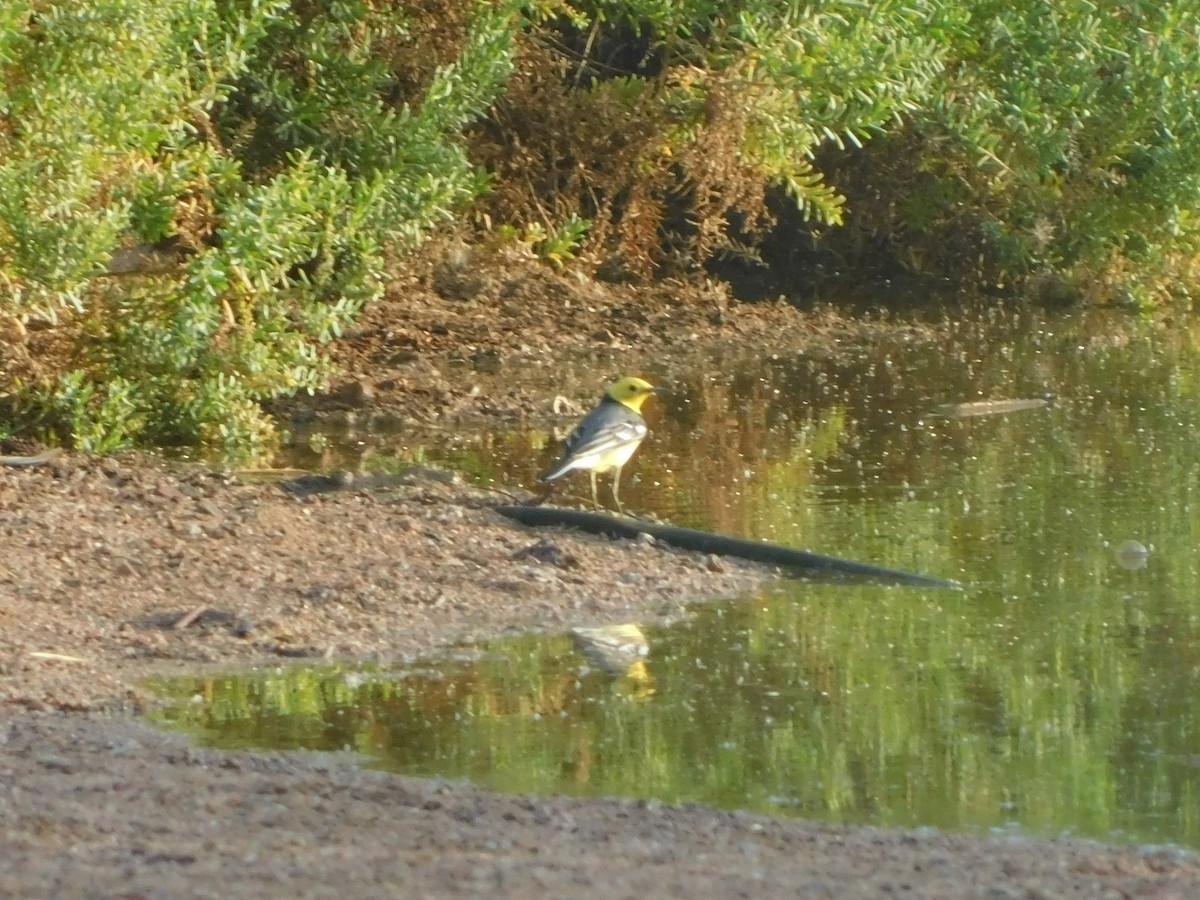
[4,712,1197,899]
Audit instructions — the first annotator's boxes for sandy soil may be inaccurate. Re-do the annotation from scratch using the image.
[3,263,1199,897]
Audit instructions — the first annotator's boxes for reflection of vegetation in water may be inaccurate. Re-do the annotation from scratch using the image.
[310,312,1200,540]
[150,636,666,794]
[151,559,1200,848]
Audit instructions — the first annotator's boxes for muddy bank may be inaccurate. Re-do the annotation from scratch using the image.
[0,455,760,712]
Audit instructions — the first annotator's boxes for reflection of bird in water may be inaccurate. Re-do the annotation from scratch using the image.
[617,659,655,698]
[571,623,655,697]
[571,623,649,673]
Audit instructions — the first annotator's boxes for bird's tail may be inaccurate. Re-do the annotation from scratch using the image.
[541,458,574,482]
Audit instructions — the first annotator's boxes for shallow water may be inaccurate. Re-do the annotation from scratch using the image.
[150,306,1200,848]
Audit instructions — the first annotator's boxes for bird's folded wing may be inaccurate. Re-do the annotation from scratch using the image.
[543,416,649,481]
[565,420,647,460]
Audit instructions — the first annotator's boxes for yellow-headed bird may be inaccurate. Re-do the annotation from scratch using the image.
[542,376,660,511]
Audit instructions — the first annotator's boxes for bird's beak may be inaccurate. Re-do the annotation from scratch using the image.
[652,386,668,395]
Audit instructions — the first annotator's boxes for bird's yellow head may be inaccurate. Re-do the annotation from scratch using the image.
[605,376,659,412]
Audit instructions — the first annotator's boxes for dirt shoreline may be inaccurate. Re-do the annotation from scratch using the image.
[4,269,1200,896]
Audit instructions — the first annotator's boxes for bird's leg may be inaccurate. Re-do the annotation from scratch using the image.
[589,470,600,509]
[611,465,625,515]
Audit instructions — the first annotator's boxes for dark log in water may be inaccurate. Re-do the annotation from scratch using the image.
[496,505,962,589]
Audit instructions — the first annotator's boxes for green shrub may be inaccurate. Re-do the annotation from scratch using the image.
[1,0,517,460]
[493,2,1200,302]
[818,2,1200,301]
[480,1,955,272]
